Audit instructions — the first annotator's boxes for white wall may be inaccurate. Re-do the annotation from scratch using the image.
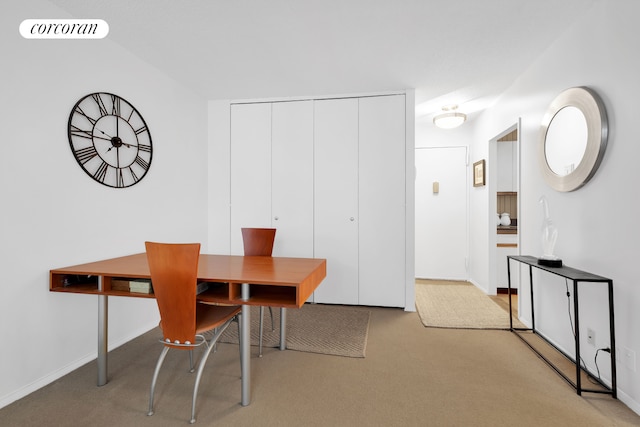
[0,0,208,407]
[470,0,640,413]
[207,100,232,254]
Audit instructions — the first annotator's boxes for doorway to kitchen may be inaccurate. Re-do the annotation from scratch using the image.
[489,121,521,307]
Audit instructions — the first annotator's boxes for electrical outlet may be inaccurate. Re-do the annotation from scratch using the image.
[587,328,595,346]
[624,347,637,372]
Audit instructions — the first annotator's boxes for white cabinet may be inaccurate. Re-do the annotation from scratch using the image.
[497,234,519,290]
[358,95,406,307]
[271,101,314,258]
[497,141,516,192]
[313,98,360,305]
[230,102,272,255]
[230,101,314,257]
[229,94,407,307]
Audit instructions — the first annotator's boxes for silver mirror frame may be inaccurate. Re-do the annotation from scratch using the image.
[539,86,608,192]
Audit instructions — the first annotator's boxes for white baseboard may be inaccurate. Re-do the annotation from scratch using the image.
[0,323,156,410]
[616,388,640,417]
[0,352,96,409]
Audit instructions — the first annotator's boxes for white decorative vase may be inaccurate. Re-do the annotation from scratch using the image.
[539,196,559,260]
[500,213,511,226]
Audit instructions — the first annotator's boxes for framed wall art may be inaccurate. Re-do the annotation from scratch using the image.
[473,159,485,187]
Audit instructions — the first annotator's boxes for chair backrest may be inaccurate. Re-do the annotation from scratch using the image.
[241,228,276,256]
[145,242,200,347]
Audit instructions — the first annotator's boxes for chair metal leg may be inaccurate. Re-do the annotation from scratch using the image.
[259,306,276,357]
[268,306,274,331]
[236,314,243,376]
[148,346,171,416]
[189,349,194,373]
[149,316,240,423]
[259,306,264,357]
[190,317,236,424]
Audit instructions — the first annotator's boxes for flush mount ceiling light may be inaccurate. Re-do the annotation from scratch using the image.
[433,105,467,129]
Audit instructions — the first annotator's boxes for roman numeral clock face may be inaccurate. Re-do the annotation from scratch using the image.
[68,92,152,188]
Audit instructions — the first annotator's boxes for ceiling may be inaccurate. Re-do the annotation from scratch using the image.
[47,0,596,122]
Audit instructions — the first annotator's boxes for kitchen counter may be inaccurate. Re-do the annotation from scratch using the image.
[497,225,518,234]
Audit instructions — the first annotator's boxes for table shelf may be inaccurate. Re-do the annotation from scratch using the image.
[51,273,302,307]
[196,283,299,308]
[50,273,98,290]
[50,273,156,298]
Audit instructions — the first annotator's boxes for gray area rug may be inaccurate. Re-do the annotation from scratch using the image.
[415,281,525,329]
[219,303,370,358]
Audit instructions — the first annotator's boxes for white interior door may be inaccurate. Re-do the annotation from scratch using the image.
[271,101,314,257]
[358,95,406,307]
[415,147,468,280]
[313,98,359,305]
[230,103,272,254]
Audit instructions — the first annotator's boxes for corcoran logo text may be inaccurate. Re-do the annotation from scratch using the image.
[20,19,109,39]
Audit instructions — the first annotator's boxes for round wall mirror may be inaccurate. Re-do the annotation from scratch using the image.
[539,86,608,192]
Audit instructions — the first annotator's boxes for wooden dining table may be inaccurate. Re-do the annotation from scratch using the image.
[50,253,327,406]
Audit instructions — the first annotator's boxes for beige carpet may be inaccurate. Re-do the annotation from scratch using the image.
[415,280,526,329]
[219,303,370,358]
[2,306,639,426]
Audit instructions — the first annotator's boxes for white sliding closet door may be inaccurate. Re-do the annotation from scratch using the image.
[313,98,359,305]
[271,101,314,257]
[228,94,408,308]
[230,103,272,254]
[358,95,406,307]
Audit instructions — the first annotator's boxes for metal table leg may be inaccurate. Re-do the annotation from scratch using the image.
[279,308,287,350]
[608,280,617,398]
[573,280,581,395]
[241,283,251,406]
[97,277,108,386]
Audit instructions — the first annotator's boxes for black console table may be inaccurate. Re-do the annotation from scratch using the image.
[507,255,616,398]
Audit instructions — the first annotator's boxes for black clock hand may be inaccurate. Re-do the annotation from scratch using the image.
[92,134,112,142]
[105,145,121,161]
[96,128,114,139]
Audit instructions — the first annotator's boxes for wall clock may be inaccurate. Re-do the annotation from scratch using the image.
[67,92,152,188]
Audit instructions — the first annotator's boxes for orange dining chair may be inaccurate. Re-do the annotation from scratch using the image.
[145,241,242,424]
[241,227,276,357]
